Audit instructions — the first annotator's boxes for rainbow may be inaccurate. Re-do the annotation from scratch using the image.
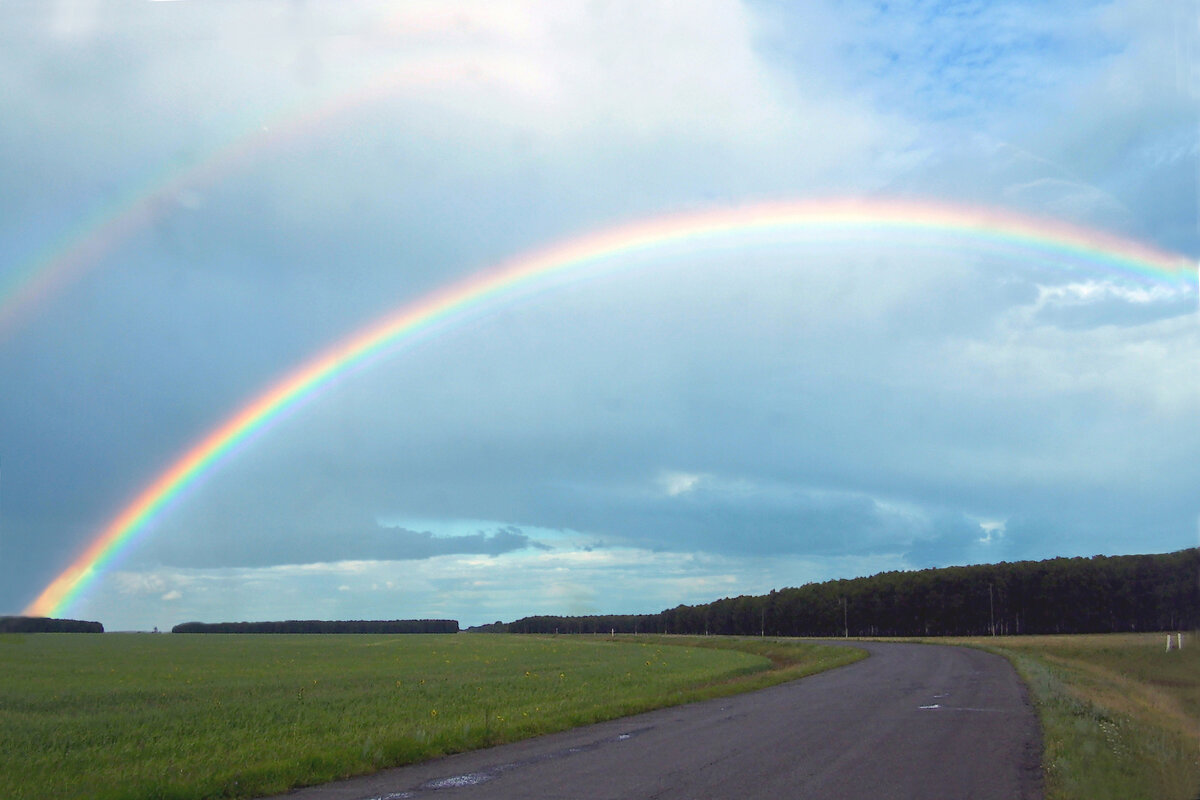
[23,198,1194,617]
[0,55,547,337]
[1,99,321,337]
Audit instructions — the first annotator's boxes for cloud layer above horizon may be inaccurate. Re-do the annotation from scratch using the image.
[1,0,1197,630]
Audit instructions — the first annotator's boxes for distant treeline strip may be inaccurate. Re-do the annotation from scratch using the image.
[496,549,1198,637]
[0,616,104,633]
[172,619,458,634]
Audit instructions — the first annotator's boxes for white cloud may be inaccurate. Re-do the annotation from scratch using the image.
[1033,280,1187,308]
[660,471,704,497]
[379,1,865,144]
[975,519,1006,545]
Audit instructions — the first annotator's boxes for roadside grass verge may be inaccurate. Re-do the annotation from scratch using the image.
[627,634,867,695]
[933,633,1200,800]
[0,632,858,800]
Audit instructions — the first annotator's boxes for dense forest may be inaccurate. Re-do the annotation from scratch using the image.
[0,616,104,633]
[493,549,1198,637]
[172,619,458,634]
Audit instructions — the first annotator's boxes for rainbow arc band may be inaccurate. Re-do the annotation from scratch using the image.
[23,198,1194,618]
[0,55,552,337]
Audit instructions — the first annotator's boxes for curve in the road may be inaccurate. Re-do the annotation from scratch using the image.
[259,641,1043,800]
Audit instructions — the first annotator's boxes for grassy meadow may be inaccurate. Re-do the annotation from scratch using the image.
[0,632,860,800]
[939,633,1200,800]
[11,628,1190,800]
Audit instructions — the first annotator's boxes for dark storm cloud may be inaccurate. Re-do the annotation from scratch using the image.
[147,521,546,569]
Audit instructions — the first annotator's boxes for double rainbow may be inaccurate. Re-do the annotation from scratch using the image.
[23,198,1194,617]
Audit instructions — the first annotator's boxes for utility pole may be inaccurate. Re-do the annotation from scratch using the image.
[842,597,848,638]
[989,583,995,637]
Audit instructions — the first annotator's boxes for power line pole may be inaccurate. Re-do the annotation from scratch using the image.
[989,583,996,637]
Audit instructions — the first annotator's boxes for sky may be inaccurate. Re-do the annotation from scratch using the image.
[1,0,1197,631]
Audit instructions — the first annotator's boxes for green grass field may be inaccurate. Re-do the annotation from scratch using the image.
[0,633,860,800]
[936,633,1200,800]
[14,630,1186,800]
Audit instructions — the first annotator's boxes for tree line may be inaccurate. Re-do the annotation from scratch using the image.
[171,619,458,634]
[0,616,104,633]
[497,549,1198,637]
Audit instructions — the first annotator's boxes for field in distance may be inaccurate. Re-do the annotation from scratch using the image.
[923,633,1199,800]
[0,632,861,800]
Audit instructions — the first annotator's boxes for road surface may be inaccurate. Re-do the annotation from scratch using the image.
[260,641,1042,800]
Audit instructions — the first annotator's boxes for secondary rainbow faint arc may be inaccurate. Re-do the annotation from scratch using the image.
[0,54,546,337]
[24,198,1195,618]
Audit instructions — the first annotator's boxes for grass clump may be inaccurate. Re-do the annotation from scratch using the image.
[0,632,856,800]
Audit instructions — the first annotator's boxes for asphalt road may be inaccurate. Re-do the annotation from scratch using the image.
[261,641,1042,800]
